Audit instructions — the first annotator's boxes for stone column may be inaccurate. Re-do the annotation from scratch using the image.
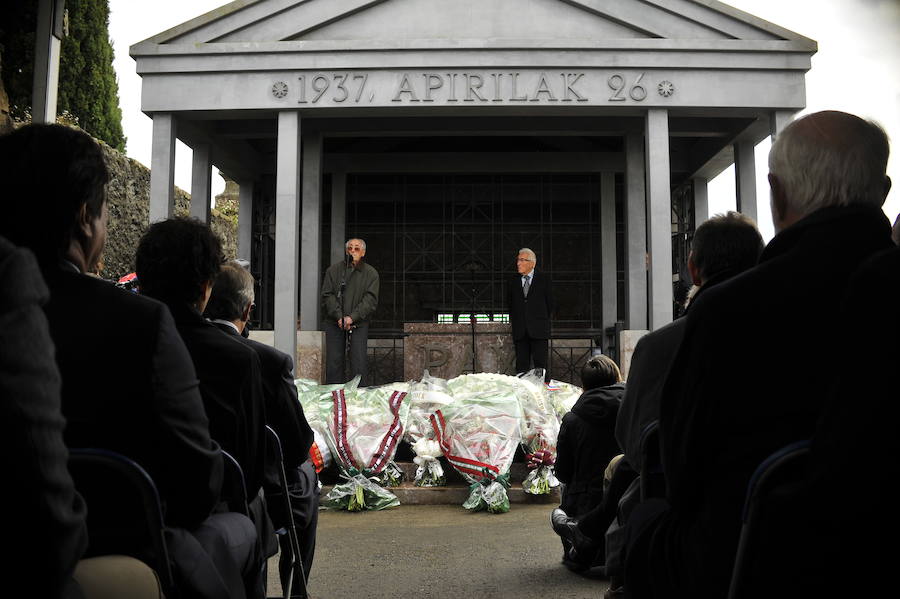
[190,143,212,224]
[149,113,176,223]
[734,139,757,222]
[693,177,709,225]
[32,0,62,124]
[237,180,254,261]
[645,109,673,330]
[300,131,323,331]
[275,111,301,363]
[770,110,795,140]
[600,171,617,343]
[330,171,347,265]
[624,131,648,331]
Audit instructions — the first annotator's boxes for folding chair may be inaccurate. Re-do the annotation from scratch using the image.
[727,440,811,599]
[265,425,309,599]
[221,448,250,516]
[638,420,664,501]
[68,448,177,598]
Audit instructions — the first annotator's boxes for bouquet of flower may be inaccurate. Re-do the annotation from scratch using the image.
[404,371,453,486]
[319,383,410,511]
[430,387,523,513]
[546,379,583,422]
[515,371,561,495]
[295,376,360,471]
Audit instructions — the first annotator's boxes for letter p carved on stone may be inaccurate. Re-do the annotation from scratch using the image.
[424,74,443,102]
[419,343,449,369]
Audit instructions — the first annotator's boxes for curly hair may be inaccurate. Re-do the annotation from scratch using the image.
[135,217,224,306]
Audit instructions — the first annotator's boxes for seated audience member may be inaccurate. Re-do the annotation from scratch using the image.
[624,110,894,599]
[551,212,764,587]
[552,355,625,571]
[136,218,275,598]
[0,124,256,599]
[0,235,87,599]
[205,260,319,586]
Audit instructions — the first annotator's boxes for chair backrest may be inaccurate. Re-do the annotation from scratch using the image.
[221,449,249,516]
[727,440,811,599]
[638,419,664,501]
[265,425,308,599]
[68,448,176,596]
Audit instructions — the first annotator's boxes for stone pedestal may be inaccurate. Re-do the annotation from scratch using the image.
[619,329,649,380]
[403,322,515,380]
[249,329,324,382]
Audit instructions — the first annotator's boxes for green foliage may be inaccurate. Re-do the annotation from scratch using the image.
[0,0,126,151]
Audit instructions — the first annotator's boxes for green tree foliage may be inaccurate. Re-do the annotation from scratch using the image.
[0,0,126,151]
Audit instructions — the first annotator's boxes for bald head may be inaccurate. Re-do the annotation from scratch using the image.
[768,110,891,232]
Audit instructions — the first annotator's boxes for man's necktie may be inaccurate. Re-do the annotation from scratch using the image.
[522,275,530,297]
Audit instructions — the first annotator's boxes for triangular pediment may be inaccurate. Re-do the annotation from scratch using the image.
[136,0,813,49]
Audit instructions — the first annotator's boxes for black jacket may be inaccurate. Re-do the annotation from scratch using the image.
[168,303,267,499]
[648,204,894,599]
[507,270,553,340]
[212,322,314,470]
[555,383,625,518]
[43,269,223,529]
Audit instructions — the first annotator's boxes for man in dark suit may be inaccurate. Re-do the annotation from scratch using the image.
[205,260,319,589]
[0,124,256,599]
[136,217,274,599]
[507,247,553,376]
[625,111,894,599]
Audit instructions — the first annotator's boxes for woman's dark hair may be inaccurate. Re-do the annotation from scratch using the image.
[580,354,623,390]
[135,217,224,306]
[0,124,108,266]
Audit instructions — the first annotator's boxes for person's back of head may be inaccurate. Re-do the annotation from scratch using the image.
[135,217,223,309]
[690,211,764,285]
[204,260,255,323]
[768,110,891,231]
[580,354,622,391]
[0,124,109,269]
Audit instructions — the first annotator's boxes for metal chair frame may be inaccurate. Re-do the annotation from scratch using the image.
[265,425,309,599]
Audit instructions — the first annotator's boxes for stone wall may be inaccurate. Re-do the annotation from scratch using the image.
[100,142,238,280]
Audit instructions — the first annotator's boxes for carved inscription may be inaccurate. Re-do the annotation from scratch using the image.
[276,71,674,105]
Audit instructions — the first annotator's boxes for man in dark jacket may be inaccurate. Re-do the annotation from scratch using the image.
[206,260,319,588]
[507,247,553,376]
[136,217,273,599]
[625,111,894,599]
[321,238,379,385]
[0,124,256,599]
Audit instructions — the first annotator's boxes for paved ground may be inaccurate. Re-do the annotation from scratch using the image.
[268,503,608,598]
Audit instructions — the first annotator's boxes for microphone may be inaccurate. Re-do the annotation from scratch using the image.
[345,253,352,266]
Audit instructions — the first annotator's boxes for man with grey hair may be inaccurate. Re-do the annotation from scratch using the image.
[205,261,319,589]
[622,111,893,599]
[508,247,553,377]
[321,238,379,384]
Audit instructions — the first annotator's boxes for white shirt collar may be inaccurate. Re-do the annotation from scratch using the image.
[208,318,240,334]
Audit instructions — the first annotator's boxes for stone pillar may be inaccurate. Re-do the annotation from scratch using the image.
[32,0,63,124]
[770,110,795,141]
[624,131,648,331]
[600,171,617,344]
[645,109,673,330]
[190,143,212,224]
[237,180,254,261]
[693,177,709,225]
[149,113,176,223]
[734,139,757,222]
[300,131,323,332]
[330,171,347,265]
[275,112,301,363]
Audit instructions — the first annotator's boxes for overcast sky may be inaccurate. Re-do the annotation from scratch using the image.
[108,0,900,241]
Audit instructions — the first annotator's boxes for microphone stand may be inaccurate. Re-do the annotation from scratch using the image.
[340,254,350,382]
[461,259,483,374]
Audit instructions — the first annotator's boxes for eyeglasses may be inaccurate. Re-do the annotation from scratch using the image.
[516,258,534,262]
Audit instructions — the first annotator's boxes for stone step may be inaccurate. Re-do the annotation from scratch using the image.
[318,460,561,505]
